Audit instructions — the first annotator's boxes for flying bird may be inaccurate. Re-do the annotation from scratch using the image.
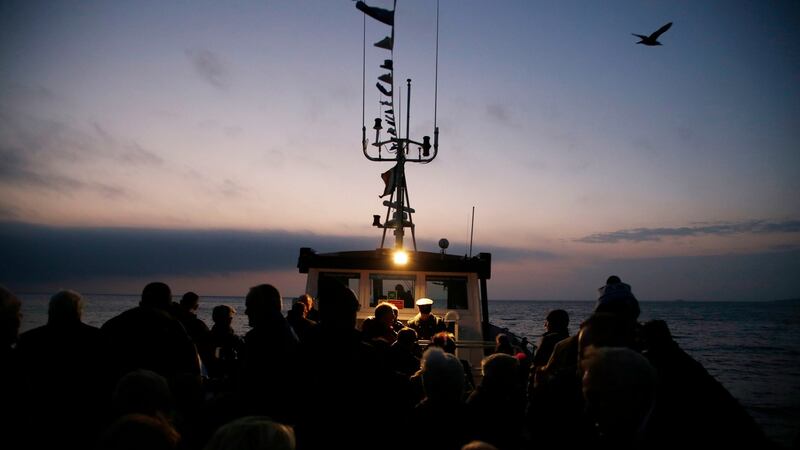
[632,22,672,46]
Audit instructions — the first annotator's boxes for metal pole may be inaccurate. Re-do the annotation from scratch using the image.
[469,206,475,257]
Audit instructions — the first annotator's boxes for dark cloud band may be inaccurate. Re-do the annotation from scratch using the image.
[576,220,800,244]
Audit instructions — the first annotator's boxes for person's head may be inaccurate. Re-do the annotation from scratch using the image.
[420,347,465,405]
[480,353,519,389]
[395,284,405,292]
[204,416,296,450]
[141,282,172,309]
[494,333,513,354]
[416,297,434,316]
[296,294,314,312]
[212,304,236,326]
[99,413,180,450]
[431,331,457,354]
[179,292,200,312]
[290,301,307,317]
[582,347,657,441]
[374,302,395,327]
[461,441,499,450]
[316,277,360,329]
[245,284,282,327]
[389,302,399,319]
[48,289,84,325]
[395,327,418,348]
[0,285,22,347]
[112,369,174,419]
[595,276,640,320]
[545,309,569,333]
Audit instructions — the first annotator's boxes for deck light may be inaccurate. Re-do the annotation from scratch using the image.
[393,249,409,265]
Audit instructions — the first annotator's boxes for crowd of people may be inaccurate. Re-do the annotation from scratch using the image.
[0,276,779,450]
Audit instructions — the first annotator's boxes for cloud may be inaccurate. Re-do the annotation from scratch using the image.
[0,111,160,199]
[486,103,513,126]
[93,123,163,166]
[0,222,559,288]
[186,48,230,89]
[2,222,797,301]
[0,222,375,285]
[0,143,130,198]
[576,220,800,243]
[479,245,559,262]
[568,250,800,301]
[218,179,246,198]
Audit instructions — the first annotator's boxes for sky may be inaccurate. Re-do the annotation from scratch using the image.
[1,0,799,301]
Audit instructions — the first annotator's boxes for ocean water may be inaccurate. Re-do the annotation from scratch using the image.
[17,295,800,447]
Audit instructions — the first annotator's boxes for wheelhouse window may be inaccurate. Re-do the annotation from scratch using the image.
[369,274,415,309]
[426,276,469,310]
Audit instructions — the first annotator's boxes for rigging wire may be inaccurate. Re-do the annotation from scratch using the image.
[362,13,366,130]
[434,0,439,131]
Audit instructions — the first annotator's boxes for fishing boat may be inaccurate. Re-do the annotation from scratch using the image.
[296,1,525,376]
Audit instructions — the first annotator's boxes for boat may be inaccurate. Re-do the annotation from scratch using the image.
[296,1,527,377]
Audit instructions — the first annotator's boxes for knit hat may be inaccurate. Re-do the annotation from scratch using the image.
[595,278,640,319]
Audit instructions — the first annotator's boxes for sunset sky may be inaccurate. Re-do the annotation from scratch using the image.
[1,0,798,300]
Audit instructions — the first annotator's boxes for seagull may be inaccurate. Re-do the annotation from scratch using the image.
[632,22,672,46]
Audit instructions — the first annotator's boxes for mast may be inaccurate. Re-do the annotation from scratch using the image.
[357,1,439,253]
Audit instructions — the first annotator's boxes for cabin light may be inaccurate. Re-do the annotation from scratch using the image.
[393,249,409,265]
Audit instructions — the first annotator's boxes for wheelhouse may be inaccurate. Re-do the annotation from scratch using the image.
[297,247,492,370]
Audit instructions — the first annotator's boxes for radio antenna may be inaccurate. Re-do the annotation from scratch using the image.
[469,206,475,257]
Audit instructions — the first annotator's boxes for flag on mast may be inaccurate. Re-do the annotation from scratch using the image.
[355,1,394,26]
[376,82,392,97]
[380,162,405,197]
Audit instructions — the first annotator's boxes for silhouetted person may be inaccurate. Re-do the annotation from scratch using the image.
[173,291,212,372]
[361,301,399,346]
[112,369,175,421]
[98,413,181,450]
[581,347,657,449]
[394,283,414,308]
[0,285,24,450]
[389,326,422,377]
[205,304,243,388]
[408,298,446,340]
[430,330,475,393]
[494,333,515,355]
[296,293,320,322]
[286,300,317,344]
[412,347,471,450]
[528,277,639,447]
[466,353,526,450]
[16,290,107,449]
[461,442,499,450]
[532,309,569,368]
[632,21,672,46]
[101,281,202,442]
[204,416,296,450]
[294,278,396,450]
[239,283,299,422]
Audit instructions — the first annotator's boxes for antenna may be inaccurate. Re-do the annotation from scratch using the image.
[469,206,475,258]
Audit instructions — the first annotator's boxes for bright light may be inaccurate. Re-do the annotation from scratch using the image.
[393,249,409,265]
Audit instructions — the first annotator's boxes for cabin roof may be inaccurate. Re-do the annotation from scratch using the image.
[297,247,491,279]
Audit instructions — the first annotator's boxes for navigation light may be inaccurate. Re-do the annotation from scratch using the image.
[393,249,409,265]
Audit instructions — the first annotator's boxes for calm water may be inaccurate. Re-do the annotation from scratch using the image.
[18,295,800,447]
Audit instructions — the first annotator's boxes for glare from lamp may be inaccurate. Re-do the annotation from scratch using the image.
[393,249,409,265]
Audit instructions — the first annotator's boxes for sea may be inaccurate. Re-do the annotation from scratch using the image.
[17,294,800,448]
